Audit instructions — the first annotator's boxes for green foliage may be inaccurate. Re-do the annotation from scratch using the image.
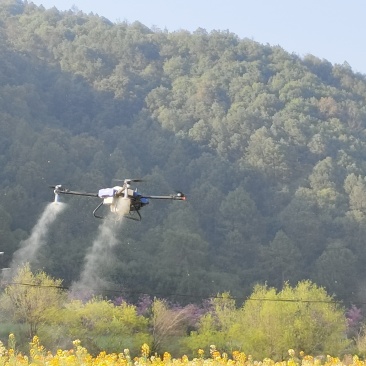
[313,240,358,299]
[47,298,150,355]
[259,230,302,288]
[186,283,349,360]
[183,293,239,354]
[1,264,65,339]
[0,265,355,358]
[239,281,349,359]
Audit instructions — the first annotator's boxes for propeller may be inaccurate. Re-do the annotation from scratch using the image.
[113,178,145,184]
[127,179,144,183]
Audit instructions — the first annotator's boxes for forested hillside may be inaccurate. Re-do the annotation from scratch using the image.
[2,0,366,304]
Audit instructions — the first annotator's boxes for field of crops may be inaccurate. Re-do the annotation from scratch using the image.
[0,335,363,366]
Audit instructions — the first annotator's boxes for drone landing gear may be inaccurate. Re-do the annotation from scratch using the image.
[93,202,104,219]
[124,215,141,221]
[124,207,142,221]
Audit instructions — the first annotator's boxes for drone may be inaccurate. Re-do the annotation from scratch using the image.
[50,179,186,221]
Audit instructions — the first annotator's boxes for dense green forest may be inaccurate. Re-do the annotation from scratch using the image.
[2,0,366,307]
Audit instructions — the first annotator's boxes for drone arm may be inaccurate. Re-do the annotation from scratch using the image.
[51,185,98,198]
[59,191,98,197]
[142,194,186,200]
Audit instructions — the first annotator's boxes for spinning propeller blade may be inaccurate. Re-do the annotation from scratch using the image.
[113,178,145,184]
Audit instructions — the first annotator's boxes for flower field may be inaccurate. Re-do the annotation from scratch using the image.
[0,335,364,366]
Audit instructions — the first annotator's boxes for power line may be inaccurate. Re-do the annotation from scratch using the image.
[2,281,68,290]
[0,281,349,305]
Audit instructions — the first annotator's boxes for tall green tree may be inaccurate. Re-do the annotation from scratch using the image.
[216,185,264,282]
[242,127,289,184]
[238,281,349,359]
[259,230,302,288]
[313,241,357,300]
[1,264,65,338]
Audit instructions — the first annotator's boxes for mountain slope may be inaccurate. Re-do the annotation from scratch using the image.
[2,1,366,303]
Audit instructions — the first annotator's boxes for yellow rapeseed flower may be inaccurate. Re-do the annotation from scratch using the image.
[7,336,366,366]
[263,357,274,366]
[0,341,7,358]
[163,351,171,362]
[212,350,221,360]
[8,334,16,350]
[288,349,295,358]
[72,340,81,347]
[232,350,246,363]
[181,355,189,363]
[141,343,150,358]
[288,358,297,366]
